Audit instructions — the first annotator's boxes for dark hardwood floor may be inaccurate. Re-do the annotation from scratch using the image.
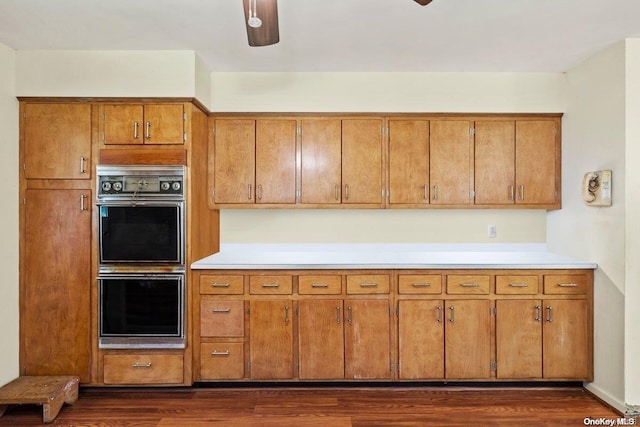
[0,384,629,426]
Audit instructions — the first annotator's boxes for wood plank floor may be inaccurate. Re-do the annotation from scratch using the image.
[0,385,628,426]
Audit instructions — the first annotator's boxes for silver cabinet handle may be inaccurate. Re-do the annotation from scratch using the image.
[558,283,578,287]
[79,156,87,174]
[133,121,139,139]
[132,362,152,368]
[210,282,230,288]
[359,283,378,288]
[211,307,231,313]
[518,184,525,201]
[211,350,230,356]
[145,121,151,139]
[424,185,429,200]
[261,283,280,288]
[80,194,88,211]
[311,283,329,288]
[448,306,454,323]
[546,305,553,322]
[508,185,514,201]
[247,184,252,200]
[257,184,263,200]
[335,184,340,200]
[412,283,431,288]
[535,305,542,322]
[336,306,341,324]
[344,184,350,200]
[284,305,289,324]
[460,283,479,288]
[436,305,443,323]
[433,185,438,201]
[508,283,529,288]
[347,306,353,324]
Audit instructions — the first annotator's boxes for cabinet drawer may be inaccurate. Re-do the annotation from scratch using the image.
[200,275,244,295]
[398,274,442,294]
[346,274,390,294]
[446,275,490,294]
[496,275,539,295]
[544,274,590,295]
[200,342,245,380]
[103,354,183,385]
[249,275,293,294]
[299,275,342,295]
[200,300,244,337]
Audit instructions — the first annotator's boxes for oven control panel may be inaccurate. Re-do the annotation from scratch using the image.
[97,166,185,199]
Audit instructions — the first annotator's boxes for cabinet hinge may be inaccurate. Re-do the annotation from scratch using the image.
[212,125,216,136]
[470,190,476,200]
[247,362,251,374]
[296,124,301,136]
[246,306,250,315]
[491,361,497,372]
[491,307,497,316]
[183,112,187,121]
[470,127,476,136]
[23,111,26,119]
[23,196,27,205]
[183,133,187,142]
[22,163,26,171]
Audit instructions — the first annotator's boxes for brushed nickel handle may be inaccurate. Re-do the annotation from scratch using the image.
[79,156,86,174]
[133,121,139,139]
[460,283,479,288]
[347,306,353,324]
[247,184,252,200]
[436,305,443,323]
[336,306,341,324]
[546,305,553,322]
[508,283,529,288]
[448,306,454,323]
[335,184,339,200]
[359,283,378,288]
[518,184,525,201]
[508,185,514,201]
[535,305,542,322]
[284,305,289,324]
[211,350,230,356]
[145,121,151,139]
[433,185,438,201]
[257,184,263,200]
[311,283,329,288]
[261,283,280,288]
[210,282,230,288]
[424,185,429,200]
[132,362,152,368]
[211,307,231,313]
[412,283,431,287]
[558,283,578,287]
[80,194,88,211]
[344,184,350,200]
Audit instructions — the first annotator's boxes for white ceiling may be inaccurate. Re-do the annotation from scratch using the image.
[1,0,640,73]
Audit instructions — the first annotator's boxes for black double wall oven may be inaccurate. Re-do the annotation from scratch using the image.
[97,165,186,349]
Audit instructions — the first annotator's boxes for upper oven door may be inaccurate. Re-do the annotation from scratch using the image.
[98,201,184,266]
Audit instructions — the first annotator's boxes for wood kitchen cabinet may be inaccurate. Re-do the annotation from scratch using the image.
[445,299,492,379]
[22,103,92,180]
[398,299,444,379]
[298,299,345,379]
[21,189,91,382]
[249,299,294,379]
[388,119,430,206]
[300,119,342,204]
[102,103,185,145]
[515,120,558,206]
[211,118,297,206]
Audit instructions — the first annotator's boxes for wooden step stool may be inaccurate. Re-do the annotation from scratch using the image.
[0,376,79,424]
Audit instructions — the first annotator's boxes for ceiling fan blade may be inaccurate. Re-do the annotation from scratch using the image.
[242,0,279,46]
[414,0,434,5]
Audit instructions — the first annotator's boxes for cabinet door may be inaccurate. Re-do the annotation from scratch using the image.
[430,121,473,205]
[474,121,515,205]
[23,103,92,179]
[213,119,256,204]
[444,299,491,379]
[515,120,557,205]
[495,300,542,379]
[300,119,342,204]
[22,189,91,382]
[255,119,297,204]
[298,300,344,379]
[388,120,430,205]
[103,104,144,145]
[341,119,383,205]
[143,104,185,145]
[398,300,444,379]
[543,299,590,379]
[249,300,293,379]
[344,299,391,379]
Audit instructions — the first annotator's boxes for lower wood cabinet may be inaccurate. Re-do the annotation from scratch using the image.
[298,299,345,379]
[249,299,294,379]
[103,353,184,385]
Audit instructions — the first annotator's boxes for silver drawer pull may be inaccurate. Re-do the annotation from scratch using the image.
[212,307,231,313]
[311,283,329,288]
[210,282,230,288]
[261,283,280,288]
[211,350,230,356]
[412,282,431,287]
[460,283,479,287]
[558,282,578,287]
[509,283,529,288]
[359,283,379,288]
[132,362,152,368]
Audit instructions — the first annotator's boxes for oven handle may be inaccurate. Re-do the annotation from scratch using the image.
[96,201,184,207]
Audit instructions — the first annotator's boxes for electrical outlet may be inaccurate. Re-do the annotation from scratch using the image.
[488,224,497,238]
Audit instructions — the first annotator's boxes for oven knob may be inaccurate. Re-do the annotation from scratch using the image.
[172,182,181,191]
[112,182,123,192]
[161,182,170,191]
[101,181,112,192]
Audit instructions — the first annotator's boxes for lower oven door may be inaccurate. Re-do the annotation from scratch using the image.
[99,273,185,349]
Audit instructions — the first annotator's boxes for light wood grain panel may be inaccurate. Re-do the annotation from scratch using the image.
[213,119,255,204]
[103,104,144,145]
[398,300,445,379]
[200,342,245,380]
[298,300,345,379]
[341,119,383,205]
[200,300,244,337]
[143,104,185,145]
[496,299,542,379]
[388,120,430,205]
[474,121,515,205]
[103,354,183,385]
[255,119,297,204]
[300,119,342,204]
[516,120,557,205]
[429,120,473,205]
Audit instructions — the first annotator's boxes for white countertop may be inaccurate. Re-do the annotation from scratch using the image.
[191,243,597,270]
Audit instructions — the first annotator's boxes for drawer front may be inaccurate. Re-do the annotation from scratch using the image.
[446,275,490,295]
[200,300,244,337]
[496,275,539,295]
[398,274,442,294]
[544,274,590,295]
[199,275,244,295]
[103,354,183,385]
[200,342,245,380]
[346,274,390,294]
[249,275,293,295]
[299,275,342,295]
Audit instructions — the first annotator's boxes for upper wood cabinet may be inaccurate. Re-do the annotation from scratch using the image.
[102,103,185,145]
[212,118,297,206]
[388,120,430,206]
[300,119,342,204]
[22,103,92,180]
[474,121,516,205]
[341,119,384,205]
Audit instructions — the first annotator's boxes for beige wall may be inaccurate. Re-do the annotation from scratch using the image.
[211,72,564,244]
[0,42,19,386]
